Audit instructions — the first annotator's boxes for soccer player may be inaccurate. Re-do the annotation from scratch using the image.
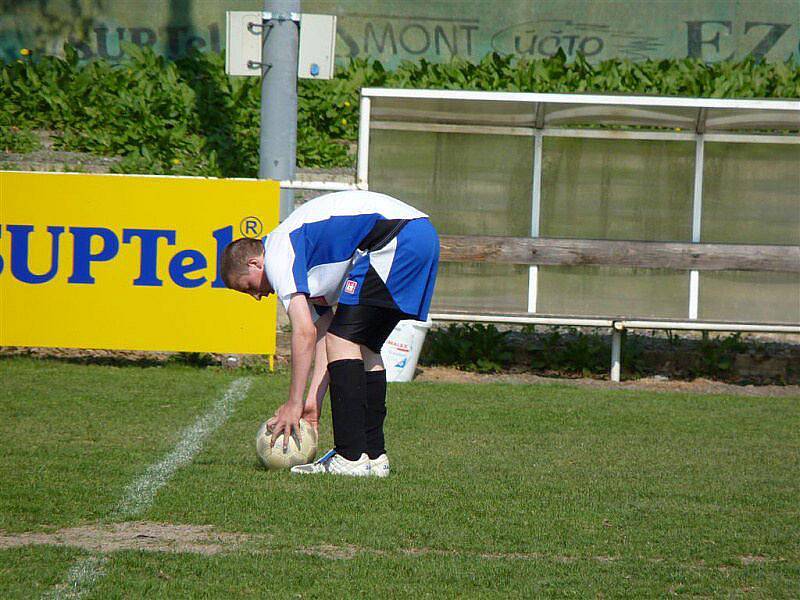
[220,190,439,477]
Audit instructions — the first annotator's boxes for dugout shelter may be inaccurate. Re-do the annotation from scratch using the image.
[347,89,800,379]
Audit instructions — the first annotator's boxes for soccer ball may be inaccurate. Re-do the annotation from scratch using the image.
[256,419,317,470]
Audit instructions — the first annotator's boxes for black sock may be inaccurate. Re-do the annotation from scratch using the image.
[364,370,387,460]
[328,359,367,461]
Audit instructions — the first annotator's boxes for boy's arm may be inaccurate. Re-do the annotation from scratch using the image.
[302,309,333,433]
[269,293,317,448]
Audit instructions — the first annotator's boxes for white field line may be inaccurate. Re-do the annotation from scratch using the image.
[43,377,252,600]
[44,555,108,600]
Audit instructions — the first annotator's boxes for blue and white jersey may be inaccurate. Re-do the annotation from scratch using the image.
[263,191,428,312]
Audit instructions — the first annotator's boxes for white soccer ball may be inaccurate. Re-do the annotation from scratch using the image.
[256,419,317,470]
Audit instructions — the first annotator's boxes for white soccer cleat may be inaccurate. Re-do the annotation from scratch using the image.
[290,449,371,477]
[369,454,390,478]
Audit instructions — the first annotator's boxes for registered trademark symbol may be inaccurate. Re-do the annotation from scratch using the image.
[239,216,263,238]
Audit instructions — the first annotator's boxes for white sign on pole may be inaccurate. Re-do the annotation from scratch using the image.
[298,14,337,79]
[225,11,262,77]
[225,11,337,79]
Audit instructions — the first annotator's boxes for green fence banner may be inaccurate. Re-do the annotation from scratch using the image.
[2,0,798,65]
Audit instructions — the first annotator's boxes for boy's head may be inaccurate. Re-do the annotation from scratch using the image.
[220,237,271,300]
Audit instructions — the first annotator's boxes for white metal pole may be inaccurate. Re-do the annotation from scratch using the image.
[528,130,543,313]
[429,313,614,327]
[689,134,705,320]
[357,95,371,189]
[610,328,622,382]
[530,131,543,238]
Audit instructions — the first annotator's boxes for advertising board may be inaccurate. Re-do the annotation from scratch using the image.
[0,172,278,355]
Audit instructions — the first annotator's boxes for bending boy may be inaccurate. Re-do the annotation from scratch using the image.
[221,190,439,477]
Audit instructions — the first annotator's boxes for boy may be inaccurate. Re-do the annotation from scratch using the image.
[220,190,439,476]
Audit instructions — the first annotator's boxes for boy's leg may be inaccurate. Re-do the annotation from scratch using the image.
[326,333,368,461]
[362,348,387,460]
[326,305,404,463]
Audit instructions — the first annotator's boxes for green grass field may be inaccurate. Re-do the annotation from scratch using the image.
[1,357,798,598]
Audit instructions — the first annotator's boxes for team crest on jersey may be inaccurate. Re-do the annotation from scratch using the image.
[344,279,358,294]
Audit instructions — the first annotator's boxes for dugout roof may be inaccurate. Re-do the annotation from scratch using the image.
[362,88,800,134]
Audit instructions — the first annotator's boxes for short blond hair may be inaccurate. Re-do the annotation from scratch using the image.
[220,237,264,289]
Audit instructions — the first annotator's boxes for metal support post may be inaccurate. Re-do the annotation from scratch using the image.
[260,0,300,220]
[610,326,622,382]
[689,133,705,320]
[528,130,543,313]
[356,96,371,189]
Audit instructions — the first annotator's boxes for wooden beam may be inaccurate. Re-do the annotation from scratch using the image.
[438,235,800,273]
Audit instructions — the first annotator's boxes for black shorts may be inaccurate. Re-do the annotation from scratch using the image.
[327,304,414,354]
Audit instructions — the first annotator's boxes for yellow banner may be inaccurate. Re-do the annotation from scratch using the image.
[0,172,278,355]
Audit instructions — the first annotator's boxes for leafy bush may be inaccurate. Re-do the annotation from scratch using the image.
[0,126,40,153]
[420,324,796,383]
[390,51,800,98]
[527,326,610,376]
[421,323,513,373]
[694,333,749,378]
[1,47,798,175]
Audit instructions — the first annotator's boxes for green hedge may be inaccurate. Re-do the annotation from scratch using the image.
[2,45,798,175]
[0,125,40,153]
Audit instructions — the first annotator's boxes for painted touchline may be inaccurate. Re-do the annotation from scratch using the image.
[42,377,252,600]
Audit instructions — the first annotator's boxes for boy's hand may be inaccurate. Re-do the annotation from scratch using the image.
[267,401,303,449]
[301,400,321,434]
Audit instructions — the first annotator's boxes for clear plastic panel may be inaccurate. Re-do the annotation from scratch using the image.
[369,128,533,236]
[699,271,800,324]
[540,137,695,241]
[369,128,533,313]
[701,143,800,245]
[704,108,800,132]
[431,262,530,314]
[537,266,689,318]
[371,97,536,127]
[544,104,697,129]
[368,128,436,220]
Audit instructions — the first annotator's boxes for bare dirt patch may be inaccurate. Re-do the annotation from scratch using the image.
[0,521,253,555]
[739,554,780,566]
[0,523,780,570]
[415,366,800,398]
[300,543,360,560]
